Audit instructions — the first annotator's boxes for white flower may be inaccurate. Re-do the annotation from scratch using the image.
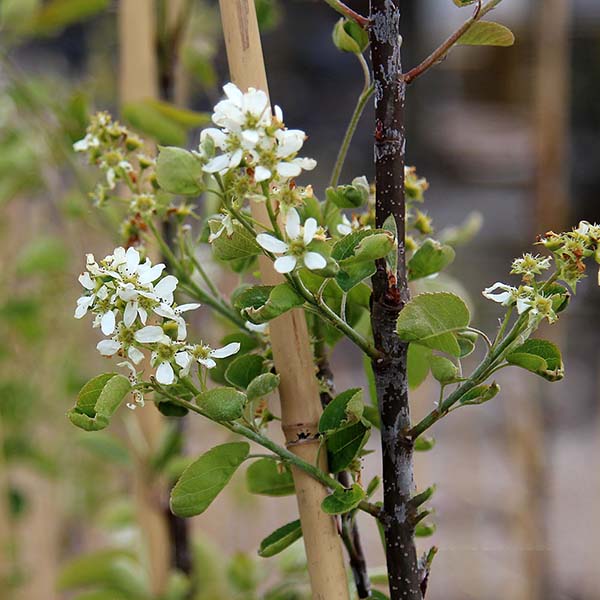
[175,342,241,375]
[337,214,369,236]
[208,214,235,242]
[482,282,518,307]
[154,303,200,340]
[73,133,99,152]
[256,209,327,274]
[200,83,316,183]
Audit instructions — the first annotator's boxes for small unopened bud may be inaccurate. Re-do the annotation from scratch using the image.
[332,18,369,54]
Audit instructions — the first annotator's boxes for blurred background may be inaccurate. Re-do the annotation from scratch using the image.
[1,0,599,598]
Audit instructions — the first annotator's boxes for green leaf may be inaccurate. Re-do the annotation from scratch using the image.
[17,236,68,275]
[32,0,109,35]
[408,344,432,389]
[67,374,131,431]
[76,432,130,465]
[170,442,249,518]
[210,221,261,262]
[326,421,370,473]
[122,101,186,146]
[332,230,391,291]
[321,483,365,515]
[156,146,203,195]
[246,459,295,496]
[415,522,436,537]
[258,520,302,558]
[196,387,247,422]
[408,239,455,281]
[506,339,564,381]
[414,436,436,452]
[362,405,380,429]
[235,283,304,324]
[325,179,368,208]
[382,214,399,274]
[143,99,209,128]
[457,21,515,47]
[225,355,265,389]
[456,330,478,358]
[429,356,459,384]
[396,292,471,357]
[371,592,390,600]
[452,0,478,6]
[332,18,369,54]
[246,373,280,401]
[57,549,146,598]
[458,382,500,405]
[319,388,363,432]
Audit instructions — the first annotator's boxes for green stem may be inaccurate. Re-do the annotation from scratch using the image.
[329,54,374,189]
[409,312,529,439]
[159,389,381,519]
[290,273,380,359]
[148,220,248,329]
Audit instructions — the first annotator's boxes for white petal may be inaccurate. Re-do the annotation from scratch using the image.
[153,275,178,303]
[203,153,231,173]
[128,346,145,365]
[134,325,165,343]
[79,272,94,290]
[285,209,301,239]
[303,218,318,245]
[337,224,352,236]
[274,105,283,122]
[229,148,243,168]
[176,303,201,313]
[156,362,175,385]
[210,342,241,359]
[254,165,272,182]
[138,263,165,284]
[138,306,148,324]
[256,234,288,254]
[200,127,227,148]
[276,129,305,157]
[276,161,302,179]
[175,351,191,369]
[274,254,297,273]
[74,296,93,318]
[154,303,177,319]
[293,157,317,171]
[242,129,260,145]
[223,82,244,105]
[97,339,121,356]
[125,247,140,274]
[176,318,187,341]
[303,252,327,270]
[245,321,269,333]
[124,301,138,327]
[101,311,116,336]
[198,357,217,369]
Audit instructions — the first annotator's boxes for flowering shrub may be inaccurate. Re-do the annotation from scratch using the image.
[69,3,598,598]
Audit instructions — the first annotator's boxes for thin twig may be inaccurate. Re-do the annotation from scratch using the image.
[403,0,503,84]
[323,0,370,29]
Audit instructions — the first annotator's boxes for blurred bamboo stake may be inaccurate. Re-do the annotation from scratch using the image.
[218,3,350,598]
[506,3,572,598]
[534,0,571,233]
[119,1,170,594]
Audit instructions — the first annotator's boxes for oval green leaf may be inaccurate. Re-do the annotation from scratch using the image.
[258,520,302,558]
[196,387,247,422]
[170,442,249,518]
[246,458,295,496]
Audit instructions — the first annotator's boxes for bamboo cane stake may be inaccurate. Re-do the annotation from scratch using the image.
[119,1,171,594]
[218,3,350,598]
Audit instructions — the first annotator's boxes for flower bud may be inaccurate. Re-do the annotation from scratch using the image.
[332,18,369,54]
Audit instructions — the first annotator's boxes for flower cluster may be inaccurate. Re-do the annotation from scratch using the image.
[483,221,600,325]
[256,209,327,273]
[538,221,600,288]
[482,282,559,324]
[197,83,316,185]
[75,246,239,391]
[73,112,152,199]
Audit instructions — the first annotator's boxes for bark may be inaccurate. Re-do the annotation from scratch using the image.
[369,1,421,598]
